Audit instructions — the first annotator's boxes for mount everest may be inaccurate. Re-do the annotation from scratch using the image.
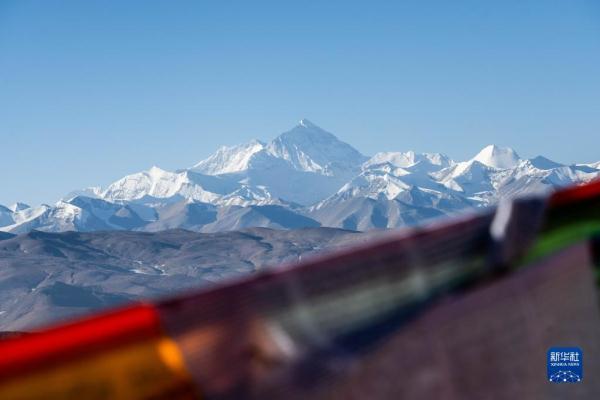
[2,119,599,234]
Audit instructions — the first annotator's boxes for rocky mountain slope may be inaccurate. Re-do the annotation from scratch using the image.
[0,227,380,330]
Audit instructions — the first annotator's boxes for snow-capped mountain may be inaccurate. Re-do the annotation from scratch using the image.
[265,119,367,176]
[363,151,452,170]
[190,119,368,206]
[472,144,520,169]
[1,120,599,234]
[193,119,367,177]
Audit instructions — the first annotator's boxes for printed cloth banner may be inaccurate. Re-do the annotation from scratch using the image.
[0,180,599,399]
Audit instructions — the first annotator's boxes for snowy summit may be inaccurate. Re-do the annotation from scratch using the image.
[472,145,520,169]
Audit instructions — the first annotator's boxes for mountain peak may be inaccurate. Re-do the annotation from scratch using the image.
[274,120,344,148]
[268,120,367,175]
[298,118,318,129]
[148,165,169,176]
[284,118,329,134]
[9,202,31,212]
[472,144,520,169]
[529,155,563,170]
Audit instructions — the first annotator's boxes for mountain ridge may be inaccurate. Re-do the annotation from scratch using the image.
[2,120,599,234]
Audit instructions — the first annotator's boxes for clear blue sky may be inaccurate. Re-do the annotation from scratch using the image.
[1,0,599,206]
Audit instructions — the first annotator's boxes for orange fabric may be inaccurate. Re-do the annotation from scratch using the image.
[0,304,161,382]
[0,337,199,400]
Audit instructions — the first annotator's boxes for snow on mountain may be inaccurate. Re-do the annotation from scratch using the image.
[193,119,367,179]
[68,196,147,230]
[433,160,497,197]
[189,119,369,206]
[311,156,474,230]
[197,204,320,232]
[335,171,412,201]
[528,156,563,170]
[266,119,368,175]
[432,147,545,201]
[310,191,451,231]
[577,161,600,171]
[1,203,34,228]
[364,151,451,170]
[9,202,30,212]
[62,187,102,201]
[144,119,369,207]
[432,151,600,205]
[102,166,204,202]
[472,145,520,169]
[238,158,351,206]
[100,166,271,206]
[3,121,599,234]
[0,198,150,234]
[11,204,51,225]
[192,140,266,175]
[1,204,65,234]
[0,205,14,227]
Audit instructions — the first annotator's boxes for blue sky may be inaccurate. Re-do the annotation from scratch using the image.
[1,0,599,205]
